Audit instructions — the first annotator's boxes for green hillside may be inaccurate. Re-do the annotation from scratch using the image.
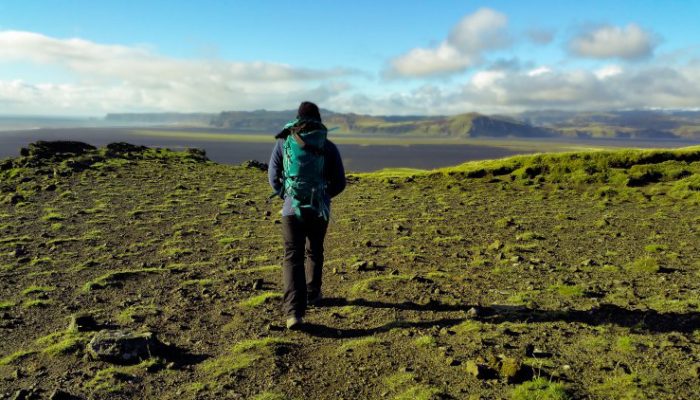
[209,110,555,138]
[107,109,700,140]
[521,110,700,139]
[0,142,699,399]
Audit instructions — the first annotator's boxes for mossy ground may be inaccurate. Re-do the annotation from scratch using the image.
[0,145,699,399]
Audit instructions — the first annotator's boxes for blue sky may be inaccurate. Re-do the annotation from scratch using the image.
[1,0,699,115]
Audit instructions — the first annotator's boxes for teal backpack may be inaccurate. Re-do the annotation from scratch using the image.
[280,119,329,220]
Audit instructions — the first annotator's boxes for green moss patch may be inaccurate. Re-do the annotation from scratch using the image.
[511,378,569,400]
[625,256,660,273]
[21,285,56,296]
[200,337,293,378]
[0,350,37,366]
[238,292,282,308]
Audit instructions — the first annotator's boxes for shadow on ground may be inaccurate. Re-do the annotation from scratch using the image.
[301,298,700,338]
[159,343,210,368]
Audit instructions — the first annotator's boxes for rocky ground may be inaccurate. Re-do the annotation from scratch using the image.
[0,141,699,399]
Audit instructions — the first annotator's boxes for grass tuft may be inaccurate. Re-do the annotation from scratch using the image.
[644,244,668,253]
[200,337,293,378]
[625,256,660,273]
[394,385,442,400]
[251,393,286,400]
[511,377,569,400]
[22,299,53,308]
[0,300,15,310]
[238,292,283,308]
[414,335,437,348]
[21,285,56,296]
[349,275,411,295]
[86,358,161,393]
[0,350,36,366]
[549,284,585,297]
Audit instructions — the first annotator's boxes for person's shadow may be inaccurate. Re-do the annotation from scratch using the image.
[301,297,700,338]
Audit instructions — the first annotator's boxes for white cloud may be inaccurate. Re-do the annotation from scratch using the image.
[447,8,510,53]
[569,24,657,60]
[0,30,356,114]
[387,8,509,77]
[469,63,700,111]
[326,62,700,116]
[594,65,623,79]
[470,70,506,90]
[1,28,699,117]
[527,66,552,77]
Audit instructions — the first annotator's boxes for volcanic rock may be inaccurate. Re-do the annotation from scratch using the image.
[87,329,160,364]
[26,141,96,160]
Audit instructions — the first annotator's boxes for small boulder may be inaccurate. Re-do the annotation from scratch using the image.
[104,142,148,156]
[499,356,524,382]
[352,261,378,272]
[69,314,99,332]
[241,160,268,171]
[465,360,490,379]
[393,223,409,234]
[410,275,434,284]
[4,193,25,205]
[0,159,13,171]
[525,344,552,358]
[352,261,368,271]
[10,389,37,400]
[581,259,597,267]
[87,329,160,364]
[10,245,28,258]
[690,363,700,379]
[186,148,208,161]
[49,389,81,400]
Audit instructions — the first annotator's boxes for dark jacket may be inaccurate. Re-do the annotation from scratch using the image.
[268,138,346,217]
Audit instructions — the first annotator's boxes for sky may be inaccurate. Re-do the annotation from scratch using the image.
[1,0,699,116]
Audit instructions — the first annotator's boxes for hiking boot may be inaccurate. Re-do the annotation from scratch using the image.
[286,316,303,330]
[308,292,323,307]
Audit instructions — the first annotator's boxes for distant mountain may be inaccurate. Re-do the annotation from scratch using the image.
[210,110,296,131]
[104,109,700,140]
[105,113,214,125]
[518,110,700,139]
[210,110,555,138]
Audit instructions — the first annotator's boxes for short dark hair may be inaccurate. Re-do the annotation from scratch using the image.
[297,101,321,121]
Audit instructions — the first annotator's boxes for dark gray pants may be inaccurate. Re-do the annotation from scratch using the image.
[281,211,328,318]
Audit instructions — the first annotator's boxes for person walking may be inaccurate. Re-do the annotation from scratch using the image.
[268,101,346,330]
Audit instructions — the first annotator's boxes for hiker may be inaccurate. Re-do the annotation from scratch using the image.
[268,101,346,330]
